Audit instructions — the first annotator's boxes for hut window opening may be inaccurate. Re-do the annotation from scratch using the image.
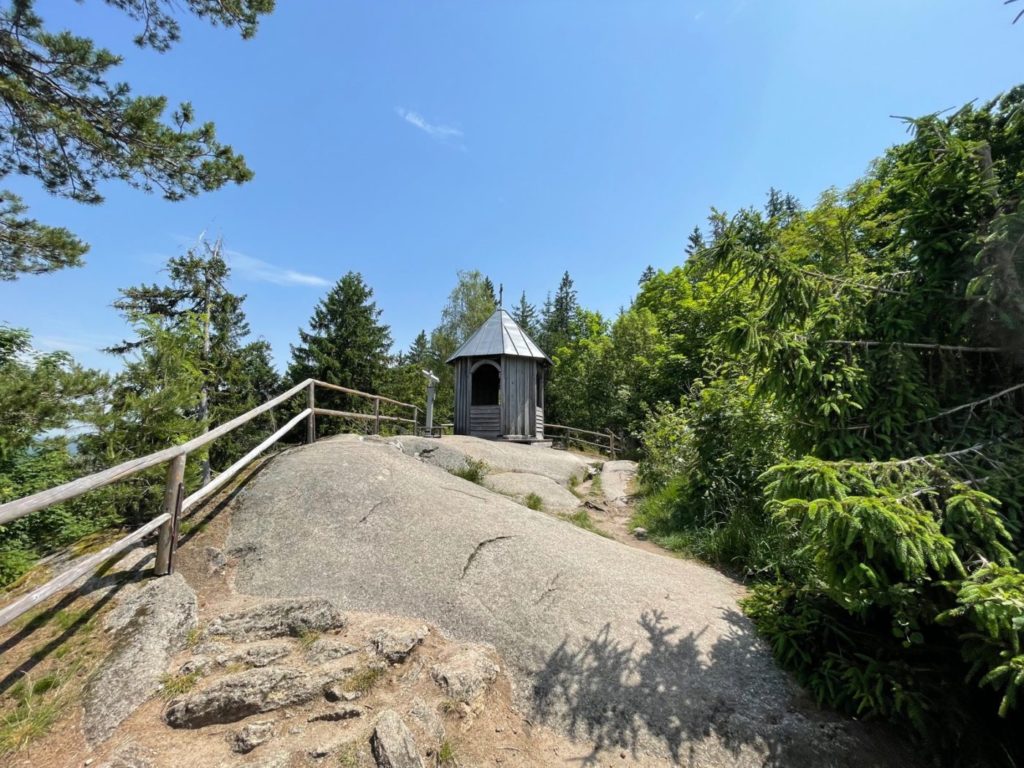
[471,363,500,406]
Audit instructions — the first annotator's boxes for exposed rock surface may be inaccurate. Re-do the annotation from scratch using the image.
[82,573,198,744]
[230,720,274,753]
[204,597,346,641]
[164,667,317,728]
[386,434,591,485]
[483,471,581,512]
[601,459,638,505]
[371,709,424,768]
[226,435,915,767]
[306,637,358,664]
[372,624,428,663]
[430,644,500,703]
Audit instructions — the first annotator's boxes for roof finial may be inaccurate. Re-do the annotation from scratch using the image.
[498,283,503,308]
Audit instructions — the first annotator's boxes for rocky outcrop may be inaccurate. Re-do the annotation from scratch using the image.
[205,598,346,641]
[83,573,198,745]
[430,644,499,703]
[164,667,318,728]
[370,710,424,768]
[372,625,428,663]
[483,472,581,513]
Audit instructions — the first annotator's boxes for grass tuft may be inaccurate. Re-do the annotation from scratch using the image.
[449,458,488,485]
[0,674,68,757]
[524,493,543,511]
[346,665,385,694]
[437,739,457,765]
[160,670,201,699]
[297,628,321,650]
[564,509,612,538]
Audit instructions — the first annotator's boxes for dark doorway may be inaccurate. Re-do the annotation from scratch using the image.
[471,363,500,405]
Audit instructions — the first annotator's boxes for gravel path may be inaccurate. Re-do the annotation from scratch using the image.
[225,436,911,767]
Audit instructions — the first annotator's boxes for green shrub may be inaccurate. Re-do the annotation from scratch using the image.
[524,493,543,511]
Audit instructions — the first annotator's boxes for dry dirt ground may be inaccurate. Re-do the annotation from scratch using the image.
[0,436,919,768]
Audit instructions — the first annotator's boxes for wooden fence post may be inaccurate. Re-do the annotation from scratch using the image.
[373,398,381,435]
[607,430,616,459]
[307,382,316,443]
[155,453,186,576]
[413,407,419,436]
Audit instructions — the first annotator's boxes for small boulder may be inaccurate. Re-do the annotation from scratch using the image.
[430,645,499,703]
[408,698,445,745]
[372,625,428,664]
[165,667,317,728]
[632,527,648,540]
[370,710,424,768]
[324,681,361,702]
[230,721,274,754]
[205,598,346,641]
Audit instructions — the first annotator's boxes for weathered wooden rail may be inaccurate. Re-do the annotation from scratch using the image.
[0,379,417,628]
[544,423,622,459]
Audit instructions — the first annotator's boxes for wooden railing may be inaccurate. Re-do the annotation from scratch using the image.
[0,379,417,628]
[544,423,622,459]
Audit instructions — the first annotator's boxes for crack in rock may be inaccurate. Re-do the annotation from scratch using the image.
[535,571,564,605]
[460,536,515,579]
[358,498,388,524]
[443,485,492,503]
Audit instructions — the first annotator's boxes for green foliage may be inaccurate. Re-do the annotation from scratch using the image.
[564,509,610,538]
[626,87,1024,761]
[449,459,487,485]
[288,272,392,432]
[524,492,543,511]
[0,0,272,279]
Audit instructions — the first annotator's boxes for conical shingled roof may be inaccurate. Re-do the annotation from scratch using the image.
[446,309,551,365]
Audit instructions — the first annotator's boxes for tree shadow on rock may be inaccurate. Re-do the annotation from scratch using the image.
[532,607,824,767]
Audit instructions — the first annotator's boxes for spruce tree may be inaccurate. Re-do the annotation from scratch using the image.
[288,272,392,421]
[512,291,538,337]
[540,271,579,352]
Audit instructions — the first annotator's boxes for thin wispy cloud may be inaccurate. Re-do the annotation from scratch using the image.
[35,334,114,354]
[226,251,330,288]
[395,107,463,142]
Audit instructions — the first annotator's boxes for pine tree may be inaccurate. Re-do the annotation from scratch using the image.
[638,265,656,285]
[0,0,272,280]
[288,272,392,423]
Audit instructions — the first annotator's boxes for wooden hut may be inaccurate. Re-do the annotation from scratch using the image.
[446,309,551,440]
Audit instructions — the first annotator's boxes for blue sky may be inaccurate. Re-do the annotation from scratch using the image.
[2,1,1021,372]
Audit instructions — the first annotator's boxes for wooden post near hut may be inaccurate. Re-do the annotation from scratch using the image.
[373,397,381,435]
[154,453,186,576]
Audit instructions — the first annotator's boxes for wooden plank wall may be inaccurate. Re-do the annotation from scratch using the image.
[453,358,471,435]
[500,355,537,437]
[470,405,501,437]
[536,407,544,439]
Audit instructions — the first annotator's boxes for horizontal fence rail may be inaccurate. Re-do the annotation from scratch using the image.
[544,423,622,458]
[0,379,418,628]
